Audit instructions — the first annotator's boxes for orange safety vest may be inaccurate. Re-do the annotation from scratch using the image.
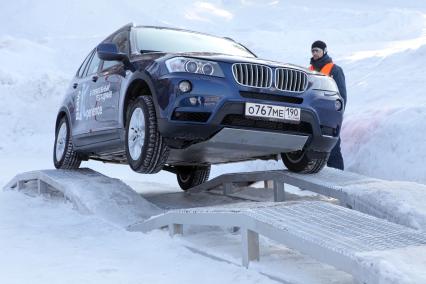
[309,62,334,76]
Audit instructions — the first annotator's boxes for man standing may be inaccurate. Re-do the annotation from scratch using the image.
[309,40,346,170]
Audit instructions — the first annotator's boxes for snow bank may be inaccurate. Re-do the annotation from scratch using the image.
[342,43,426,183]
[355,246,426,284]
[345,179,426,231]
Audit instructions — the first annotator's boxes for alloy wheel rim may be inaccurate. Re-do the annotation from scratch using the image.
[55,122,67,161]
[128,107,145,161]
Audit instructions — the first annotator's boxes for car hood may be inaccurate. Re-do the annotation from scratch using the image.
[134,52,311,73]
[185,52,307,70]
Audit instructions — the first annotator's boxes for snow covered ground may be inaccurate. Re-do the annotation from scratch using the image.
[1,0,426,283]
[0,189,358,284]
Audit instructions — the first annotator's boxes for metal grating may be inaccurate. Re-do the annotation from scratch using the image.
[172,201,426,253]
[275,68,308,93]
[232,63,272,88]
[247,202,426,253]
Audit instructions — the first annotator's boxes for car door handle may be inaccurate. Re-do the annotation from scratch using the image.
[92,76,98,82]
[72,83,78,89]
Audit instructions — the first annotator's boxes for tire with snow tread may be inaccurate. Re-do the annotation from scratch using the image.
[125,96,169,174]
[176,165,211,191]
[53,117,81,169]
[281,151,328,174]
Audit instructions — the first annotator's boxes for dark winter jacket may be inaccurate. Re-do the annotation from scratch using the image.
[310,54,347,107]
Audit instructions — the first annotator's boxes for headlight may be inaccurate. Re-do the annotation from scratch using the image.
[310,74,339,92]
[165,57,224,77]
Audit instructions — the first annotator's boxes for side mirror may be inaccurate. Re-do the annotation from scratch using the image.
[97,43,126,61]
[96,43,136,72]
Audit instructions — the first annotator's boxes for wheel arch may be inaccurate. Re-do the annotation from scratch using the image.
[55,107,71,133]
[120,72,161,128]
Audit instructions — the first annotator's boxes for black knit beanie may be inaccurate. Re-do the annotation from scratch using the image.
[311,40,327,54]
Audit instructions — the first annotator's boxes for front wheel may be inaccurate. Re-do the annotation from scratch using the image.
[125,96,169,174]
[53,116,81,169]
[281,151,328,174]
[176,165,211,190]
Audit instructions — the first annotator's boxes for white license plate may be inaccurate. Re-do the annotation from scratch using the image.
[245,102,300,122]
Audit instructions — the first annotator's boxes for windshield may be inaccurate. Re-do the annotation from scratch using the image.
[134,27,255,58]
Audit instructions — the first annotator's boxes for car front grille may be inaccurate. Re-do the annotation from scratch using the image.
[275,68,308,92]
[232,63,272,88]
[232,63,308,93]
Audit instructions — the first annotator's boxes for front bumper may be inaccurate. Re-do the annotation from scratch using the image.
[154,73,342,157]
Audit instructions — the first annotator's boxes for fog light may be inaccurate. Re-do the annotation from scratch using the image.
[335,99,343,111]
[189,97,198,105]
[178,80,192,93]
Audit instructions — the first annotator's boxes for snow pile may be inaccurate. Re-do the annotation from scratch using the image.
[345,180,426,231]
[0,36,68,155]
[355,246,426,284]
[342,43,426,183]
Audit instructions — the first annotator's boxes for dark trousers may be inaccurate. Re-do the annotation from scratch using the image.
[327,138,344,170]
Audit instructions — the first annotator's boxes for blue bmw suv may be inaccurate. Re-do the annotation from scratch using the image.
[53,23,344,190]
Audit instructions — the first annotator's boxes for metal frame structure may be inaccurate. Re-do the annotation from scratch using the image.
[4,168,162,226]
[188,169,376,208]
[129,201,426,284]
[4,168,426,284]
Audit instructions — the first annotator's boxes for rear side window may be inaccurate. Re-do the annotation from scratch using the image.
[86,52,101,76]
[77,51,93,78]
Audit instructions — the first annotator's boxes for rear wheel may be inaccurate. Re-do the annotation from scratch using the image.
[281,151,328,174]
[125,96,169,174]
[176,165,211,190]
[53,117,81,169]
